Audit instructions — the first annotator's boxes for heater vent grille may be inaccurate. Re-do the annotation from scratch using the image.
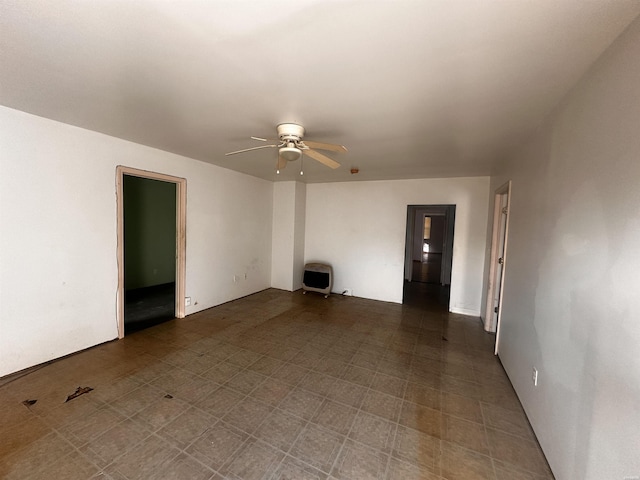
[302,263,333,297]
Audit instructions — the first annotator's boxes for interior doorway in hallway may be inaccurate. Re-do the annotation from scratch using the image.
[403,205,455,309]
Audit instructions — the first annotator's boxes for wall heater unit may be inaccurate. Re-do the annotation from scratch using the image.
[302,263,333,298]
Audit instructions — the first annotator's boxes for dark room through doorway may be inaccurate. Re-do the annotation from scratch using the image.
[403,205,455,309]
[123,175,177,333]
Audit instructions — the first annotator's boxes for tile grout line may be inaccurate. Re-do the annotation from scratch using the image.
[2,290,551,479]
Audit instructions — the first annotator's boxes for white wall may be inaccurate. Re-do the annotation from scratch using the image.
[292,182,306,290]
[271,182,296,290]
[305,177,490,312]
[0,106,273,377]
[271,181,306,291]
[489,17,640,480]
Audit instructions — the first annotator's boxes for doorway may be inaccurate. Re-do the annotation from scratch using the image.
[116,166,186,338]
[484,181,511,354]
[403,205,455,308]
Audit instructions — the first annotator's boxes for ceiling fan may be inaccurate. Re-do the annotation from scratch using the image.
[225,123,347,173]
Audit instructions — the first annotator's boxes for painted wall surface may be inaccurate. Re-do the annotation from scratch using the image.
[271,182,296,290]
[271,182,307,291]
[305,178,490,312]
[429,216,446,254]
[292,182,306,290]
[488,17,640,480]
[123,176,176,290]
[0,106,273,376]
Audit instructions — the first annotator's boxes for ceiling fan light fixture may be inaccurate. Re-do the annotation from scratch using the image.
[279,146,302,162]
[226,123,345,173]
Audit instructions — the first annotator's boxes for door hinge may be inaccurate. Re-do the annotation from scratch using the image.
[498,257,504,265]
[502,206,509,215]
[494,306,499,313]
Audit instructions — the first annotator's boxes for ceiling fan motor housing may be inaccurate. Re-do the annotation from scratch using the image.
[277,123,305,143]
[277,124,305,161]
[226,122,341,170]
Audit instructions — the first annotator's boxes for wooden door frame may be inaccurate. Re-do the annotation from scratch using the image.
[484,181,511,354]
[116,166,187,339]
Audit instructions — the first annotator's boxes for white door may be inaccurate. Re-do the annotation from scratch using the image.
[493,193,509,353]
[483,182,511,354]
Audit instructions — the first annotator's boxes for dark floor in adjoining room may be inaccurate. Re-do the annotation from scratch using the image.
[411,254,443,284]
[0,288,553,479]
[125,282,176,334]
[403,281,450,310]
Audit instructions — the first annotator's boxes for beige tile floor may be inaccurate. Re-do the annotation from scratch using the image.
[0,288,554,479]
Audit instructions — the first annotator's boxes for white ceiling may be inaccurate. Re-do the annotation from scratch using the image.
[2,1,639,183]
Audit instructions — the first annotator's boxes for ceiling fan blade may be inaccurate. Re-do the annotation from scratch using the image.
[251,136,281,143]
[301,140,347,153]
[304,149,341,169]
[277,154,288,169]
[225,144,278,156]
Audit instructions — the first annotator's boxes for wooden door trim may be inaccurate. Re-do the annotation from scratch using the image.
[116,166,187,339]
[484,182,511,328]
[484,181,511,354]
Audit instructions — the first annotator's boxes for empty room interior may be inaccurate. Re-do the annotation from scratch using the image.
[1,2,640,479]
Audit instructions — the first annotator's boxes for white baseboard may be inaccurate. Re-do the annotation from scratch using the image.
[450,306,480,317]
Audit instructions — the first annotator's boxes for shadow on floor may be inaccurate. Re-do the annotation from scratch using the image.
[411,255,442,284]
[125,282,175,334]
[403,280,450,309]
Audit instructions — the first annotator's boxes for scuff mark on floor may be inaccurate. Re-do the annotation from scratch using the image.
[65,386,93,402]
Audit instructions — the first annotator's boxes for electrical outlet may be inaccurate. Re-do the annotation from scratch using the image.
[185,297,191,307]
[532,367,538,386]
